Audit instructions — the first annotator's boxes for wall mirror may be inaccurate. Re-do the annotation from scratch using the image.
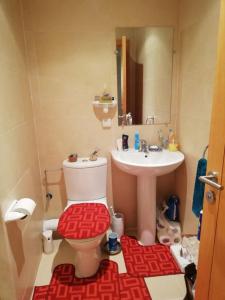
[115,27,174,126]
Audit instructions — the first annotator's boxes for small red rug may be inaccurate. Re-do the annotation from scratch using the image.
[119,274,151,300]
[33,260,152,300]
[121,235,181,277]
[32,286,48,299]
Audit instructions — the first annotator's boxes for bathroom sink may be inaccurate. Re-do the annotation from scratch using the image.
[111,149,184,176]
[111,149,184,246]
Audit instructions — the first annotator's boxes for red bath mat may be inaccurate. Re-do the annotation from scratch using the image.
[32,286,48,300]
[33,260,152,300]
[48,260,120,299]
[119,273,151,300]
[121,235,181,277]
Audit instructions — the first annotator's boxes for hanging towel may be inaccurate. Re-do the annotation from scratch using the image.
[192,158,207,217]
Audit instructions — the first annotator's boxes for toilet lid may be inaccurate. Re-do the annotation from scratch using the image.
[57,203,110,239]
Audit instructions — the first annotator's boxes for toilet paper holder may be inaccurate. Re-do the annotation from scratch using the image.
[4,198,36,223]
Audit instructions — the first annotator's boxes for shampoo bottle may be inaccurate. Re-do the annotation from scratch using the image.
[168,129,178,151]
[122,134,129,150]
[134,131,140,150]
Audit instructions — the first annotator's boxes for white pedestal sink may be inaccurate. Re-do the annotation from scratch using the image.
[111,149,184,245]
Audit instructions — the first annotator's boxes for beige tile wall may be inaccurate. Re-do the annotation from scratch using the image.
[176,0,220,233]
[0,0,221,297]
[21,0,180,230]
[0,0,43,299]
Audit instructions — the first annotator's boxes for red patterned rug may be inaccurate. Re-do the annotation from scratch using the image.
[33,260,151,300]
[121,235,181,277]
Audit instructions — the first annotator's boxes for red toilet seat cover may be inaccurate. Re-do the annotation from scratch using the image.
[57,203,110,239]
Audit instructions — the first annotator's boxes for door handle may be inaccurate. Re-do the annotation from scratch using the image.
[199,171,224,191]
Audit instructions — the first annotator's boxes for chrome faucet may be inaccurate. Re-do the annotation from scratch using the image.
[139,139,148,153]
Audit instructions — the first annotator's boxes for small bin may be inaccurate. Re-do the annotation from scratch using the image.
[42,230,54,254]
[112,213,124,239]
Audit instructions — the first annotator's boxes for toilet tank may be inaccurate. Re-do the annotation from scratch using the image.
[63,157,107,201]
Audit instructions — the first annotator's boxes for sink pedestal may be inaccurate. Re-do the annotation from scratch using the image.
[111,149,184,246]
[137,175,156,245]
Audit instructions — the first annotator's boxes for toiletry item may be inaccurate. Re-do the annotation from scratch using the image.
[168,128,175,144]
[116,138,122,151]
[68,153,78,162]
[168,143,178,152]
[149,145,162,152]
[158,129,169,149]
[122,134,129,150]
[165,195,180,222]
[108,232,118,251]
[100,87,113,103]
[100,95,113,103]
[89,149,99,161]
[158,129,163,146]
[134,131,140,150]
[162,137,169,149]
[168,129,179,151]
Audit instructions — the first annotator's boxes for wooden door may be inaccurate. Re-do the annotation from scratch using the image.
[196,1,225,299]
[121,36,127,114]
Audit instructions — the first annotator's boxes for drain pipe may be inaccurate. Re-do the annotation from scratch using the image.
[43,218,59,232]
[43,168,62,232]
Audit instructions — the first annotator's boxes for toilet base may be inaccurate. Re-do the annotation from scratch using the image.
[66,235,104,278]
[75,245,101,278]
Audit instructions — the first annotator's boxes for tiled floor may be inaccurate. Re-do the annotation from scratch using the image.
[34,239,186,300]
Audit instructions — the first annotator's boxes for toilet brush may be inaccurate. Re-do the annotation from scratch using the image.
[110,205,116,217]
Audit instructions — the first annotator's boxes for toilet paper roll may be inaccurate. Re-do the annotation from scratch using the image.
[12,198,36,215]
[157,228,171,245]
[172,233,182,244]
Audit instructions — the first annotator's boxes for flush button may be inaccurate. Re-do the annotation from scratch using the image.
[206,190,216,203]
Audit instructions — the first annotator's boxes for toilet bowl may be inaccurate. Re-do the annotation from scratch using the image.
[57,157,110,278]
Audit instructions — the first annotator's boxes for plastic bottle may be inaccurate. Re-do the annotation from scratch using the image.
[134,131,140,150]
[168,129,175,144]
[122,134,129,150]
[158,129,163,146]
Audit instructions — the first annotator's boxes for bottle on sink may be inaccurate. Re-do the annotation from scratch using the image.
[122,134,129,151]
[134,131,140,150]
[168,129,178,151]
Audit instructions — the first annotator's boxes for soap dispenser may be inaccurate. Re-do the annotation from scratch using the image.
[134,131,140,150]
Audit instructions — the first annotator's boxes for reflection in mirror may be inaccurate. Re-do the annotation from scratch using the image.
[116,27,174,126]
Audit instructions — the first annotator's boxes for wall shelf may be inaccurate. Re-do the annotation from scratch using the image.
[92,98,117,128]
[92,100,117,113]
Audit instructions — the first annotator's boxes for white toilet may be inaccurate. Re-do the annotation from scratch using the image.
[57,157,110,278]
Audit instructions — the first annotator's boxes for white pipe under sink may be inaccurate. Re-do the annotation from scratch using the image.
[43,218,59,231]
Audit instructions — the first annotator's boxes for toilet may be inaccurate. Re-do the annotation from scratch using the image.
[57,157,110,278]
